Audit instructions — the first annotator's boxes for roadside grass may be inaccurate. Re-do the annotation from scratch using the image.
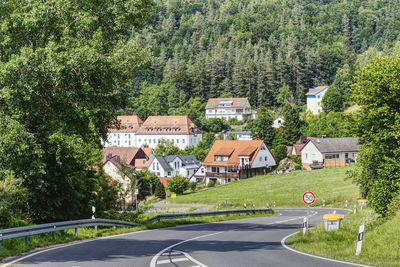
[171,166,359,209]
[145,206,197,212]
[289,208,400,267]
[0,211,275,262]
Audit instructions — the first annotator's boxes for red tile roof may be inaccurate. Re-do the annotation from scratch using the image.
[136,115,200,135]
[203,140,265,166]
[158,177,172,187]
[109,115,143,133]
[305,86,328,96]
[143,147,153,157]
[103,147,145,165]
[134,158,153,169]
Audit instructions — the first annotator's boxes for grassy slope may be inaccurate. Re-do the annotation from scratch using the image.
[290,209,400,267]
[173,166,360,208]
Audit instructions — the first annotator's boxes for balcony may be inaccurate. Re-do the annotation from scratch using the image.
[206,172,239,179]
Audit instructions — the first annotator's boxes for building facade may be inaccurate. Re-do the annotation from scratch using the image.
[148,155,201,178]
[105,115,143,147]
[205,98,257,122]
[135,116,202,149]
[306,86,329,115]
[203,140,276,184]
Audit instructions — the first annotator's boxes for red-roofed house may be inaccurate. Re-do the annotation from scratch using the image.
[105,115,143,147]
[306,86,329,115]
[135,115,202,149]
[203,140,276,184]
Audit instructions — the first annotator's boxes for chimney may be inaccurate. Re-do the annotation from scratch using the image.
[116,155,121,163]
[317,139,320,144]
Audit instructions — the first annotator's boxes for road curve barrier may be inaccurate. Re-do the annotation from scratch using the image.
[146,208,273,222]
[0,218,138,250]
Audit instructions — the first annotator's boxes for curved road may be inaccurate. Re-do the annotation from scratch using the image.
[1,208,372,267]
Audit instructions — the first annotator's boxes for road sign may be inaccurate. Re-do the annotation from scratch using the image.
[171,194,176,199]
[303,192,316,205]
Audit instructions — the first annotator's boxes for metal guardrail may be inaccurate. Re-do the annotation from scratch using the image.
[0,218,138,250]
[146,208,273,222]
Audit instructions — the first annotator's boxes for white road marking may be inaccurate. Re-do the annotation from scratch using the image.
[157,257,189,264]
[281,231,374,267]
[150,232,222,267]
[150,212,318,267]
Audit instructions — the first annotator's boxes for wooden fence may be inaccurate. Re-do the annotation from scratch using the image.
[324,158,346,168]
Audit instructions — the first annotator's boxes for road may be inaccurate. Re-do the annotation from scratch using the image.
[1,208,372,267]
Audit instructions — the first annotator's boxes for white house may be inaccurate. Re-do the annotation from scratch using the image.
[135,115,202,150]
[306,86,329,115]
[190,166,206,183]
[105,115,143,147]
[203,140,276,184]
[205,97,257,122]
[272,117,284,129]
[103,156,135,203]
[148,155,201,178]
[301,137,360,166]
[217,130,253,140]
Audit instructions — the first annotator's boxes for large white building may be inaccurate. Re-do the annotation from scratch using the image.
[105,115,202,150]
[135,115,202,150]
[306,86,329,115]
[205,97,257,122]
[105,115,143,147]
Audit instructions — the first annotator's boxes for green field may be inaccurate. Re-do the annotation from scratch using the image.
[290,208,400,267]
[172,166,360,208]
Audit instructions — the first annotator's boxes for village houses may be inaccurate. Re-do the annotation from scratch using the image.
[148,155,201,178]
[202,140,276,185]
[306,86,329,115]
[205,97,257,122]
[105,115,202,150]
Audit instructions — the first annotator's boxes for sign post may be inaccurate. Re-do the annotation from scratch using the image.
[356,224,365,255]
[302,191,316,235]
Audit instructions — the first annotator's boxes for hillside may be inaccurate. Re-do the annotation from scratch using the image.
[172,166,359,208]
[128,0,400,118]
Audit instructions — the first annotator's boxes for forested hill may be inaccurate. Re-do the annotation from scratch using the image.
[128,0,400,118]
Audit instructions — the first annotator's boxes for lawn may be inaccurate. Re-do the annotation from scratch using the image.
[290,208,400,267]
[172,166,360,209]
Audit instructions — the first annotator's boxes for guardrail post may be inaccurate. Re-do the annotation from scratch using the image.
[75,228,78,237]
[52,225,56,240]
[25,236,28,246]
[0,233,2,251]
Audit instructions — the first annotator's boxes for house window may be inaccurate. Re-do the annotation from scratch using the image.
[212,167,217,172]
[156,163,159,170]
[153,164,155,171]
[186,170,189,176]
[117,134,120,139]
[177,139,179,143]
[167,171,171,176]
[157,172,160,176]
[183,139,185,143]
[259,157,262,161]
[201,168,204,173]
[265,156,267,161]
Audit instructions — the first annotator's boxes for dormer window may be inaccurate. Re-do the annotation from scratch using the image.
[215,155,229,161]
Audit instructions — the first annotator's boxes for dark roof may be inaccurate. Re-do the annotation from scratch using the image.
[155,156,174,172]
[309,138,360,153]
[155,155,200,172]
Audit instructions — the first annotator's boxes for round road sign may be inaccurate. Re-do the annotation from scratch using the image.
[303,191,316,205]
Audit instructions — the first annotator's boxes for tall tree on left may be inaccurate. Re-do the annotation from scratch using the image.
[0,0,154,222]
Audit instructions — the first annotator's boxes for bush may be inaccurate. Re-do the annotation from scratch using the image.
[154,179,166,199]
[272,144,288,163]
[167,175,189,195]
[207,180,215,187]
[294,164,303,170]
[189,181,197,192]
[0,177,28,227]
[288,155,302,165]
[228,118,243,126]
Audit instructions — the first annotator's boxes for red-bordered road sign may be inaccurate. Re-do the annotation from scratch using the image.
[303,191,316,205]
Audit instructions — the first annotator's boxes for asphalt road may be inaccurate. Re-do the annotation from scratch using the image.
[1,208,372,267]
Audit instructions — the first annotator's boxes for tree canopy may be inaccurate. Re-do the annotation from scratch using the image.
[0,0,154,222]
[351,53,400,216]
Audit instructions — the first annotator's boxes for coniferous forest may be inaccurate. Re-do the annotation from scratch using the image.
[128,0,400,118]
